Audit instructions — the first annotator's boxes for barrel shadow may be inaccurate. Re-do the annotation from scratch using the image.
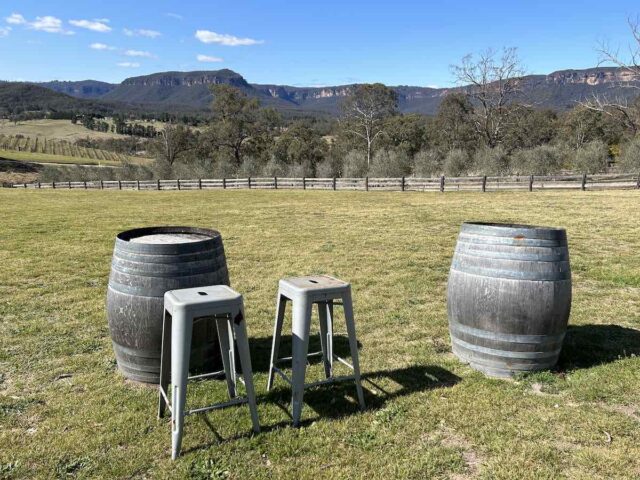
[558,324,640,371]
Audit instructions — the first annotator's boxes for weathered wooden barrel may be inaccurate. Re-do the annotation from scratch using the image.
[106,226,229,383]
[447,222,571,378]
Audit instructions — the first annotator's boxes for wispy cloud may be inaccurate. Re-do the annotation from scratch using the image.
[69,19,111,33]
[123,28,161,38]
[125,49,156,58]
[195,30,263,46]
[5,13,26,25]
[30,16,74,35]
[166,13,183,20]
[90,42,116,50]
[0,26,10,37]
[197,54,223,63]
[117,62,140,68]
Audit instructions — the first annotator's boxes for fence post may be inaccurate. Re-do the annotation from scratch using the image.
[177,179,181,191]
[37,182,41,189]
[581,173,587,191]
[303,177,306,190]
[84,181,87,190]
[401,176,405,192]
[157,179,160,190]
[223,178,226,189]
[118,180,122,190]
[365,176,369,191]
[482,176,487,192]
[68,182,71,189]
[100,180,103,190]
[198,178,202,190]
[636,172,640,189]
[529,175,534,192]
[248,177,252,189]
[333,177,336,190]
[440,175,445,193]
[137,180,140,191]
[53,182,56,189]
[274,176,278,189]
[24,183,27,189]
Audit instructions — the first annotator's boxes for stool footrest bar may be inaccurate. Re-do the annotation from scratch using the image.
[188,370,226,381]
[185,397,248,416]
[276,351,323,364]
[333,355,354,370]
[273,366,293,385]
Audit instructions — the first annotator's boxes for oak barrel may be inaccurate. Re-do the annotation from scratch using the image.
[447,222,571,378]
[106,226,229,383]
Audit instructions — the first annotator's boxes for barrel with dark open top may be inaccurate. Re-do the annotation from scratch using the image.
[106,226,229,383]
[447,222,572,378]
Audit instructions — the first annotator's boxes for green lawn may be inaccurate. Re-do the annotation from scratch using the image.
[1,190,639,479]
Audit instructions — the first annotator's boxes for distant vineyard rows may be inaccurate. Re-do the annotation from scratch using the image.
[0,134,130,162]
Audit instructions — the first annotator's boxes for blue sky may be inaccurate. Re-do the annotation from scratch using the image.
[0,0,639,87]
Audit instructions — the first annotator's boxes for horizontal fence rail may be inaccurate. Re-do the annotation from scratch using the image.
[6,173,640,192]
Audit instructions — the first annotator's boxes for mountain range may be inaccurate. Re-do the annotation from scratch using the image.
[3,67,639,117]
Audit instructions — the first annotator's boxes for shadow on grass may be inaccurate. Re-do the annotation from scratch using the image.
[558,324,640,371]
[182,364,460,455]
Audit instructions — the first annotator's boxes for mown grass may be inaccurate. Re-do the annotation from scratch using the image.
[0,189,639,479]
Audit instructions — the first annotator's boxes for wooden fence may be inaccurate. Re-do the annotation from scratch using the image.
[6,173,640,192]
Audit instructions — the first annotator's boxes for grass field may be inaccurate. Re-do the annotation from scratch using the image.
[0,119,122,141]
[1,190,639,479]
[0,150,123,167]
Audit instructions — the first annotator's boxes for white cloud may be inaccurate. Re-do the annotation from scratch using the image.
[69,19,111,33]
[123,28,161,38]
[29,16,74,35]
[5,13,26,25]
[0,26,10,37]
[117,62,140,67]
[90,42,116,50]
[195,30,263,46]
[166,13,183,20]
[125,49,155,58]
[427,84,439,89]
[197,54,223,63]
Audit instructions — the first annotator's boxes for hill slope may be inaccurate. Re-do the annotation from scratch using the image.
[16,66,640,116]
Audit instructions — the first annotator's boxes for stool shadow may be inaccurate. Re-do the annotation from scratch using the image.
[262,364,461,423]
[558,324,640,371]
[181,365,460,455]
[248,334,361,373]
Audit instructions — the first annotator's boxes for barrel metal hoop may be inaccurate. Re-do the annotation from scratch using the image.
[451,336,562,360]
[454,245,569,262]
[450,263,571,281]
[449,320,566,345]
[457,232,566,248]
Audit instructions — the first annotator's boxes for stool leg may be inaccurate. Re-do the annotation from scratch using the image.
[291,297,312,427]
[158,310,171,419]
[267,293,287,391]
[318,302,332,379]
[342,290,366,411]
[171,308,192,460]
[215,316,237,399]
[232,306,260,433]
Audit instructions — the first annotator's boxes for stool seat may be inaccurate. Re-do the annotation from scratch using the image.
[267,275,365,426]
[158,285,260,459]
[164,285,242,316]
[279,275,349,299]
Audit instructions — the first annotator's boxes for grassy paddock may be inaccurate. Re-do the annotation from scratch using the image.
[0,150,122,167]
[0,190,639,479]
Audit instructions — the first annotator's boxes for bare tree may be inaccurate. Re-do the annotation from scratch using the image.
[340,83,398,168]
[157,123,196,166]
[581,17,640,134]
[451,47,526,148]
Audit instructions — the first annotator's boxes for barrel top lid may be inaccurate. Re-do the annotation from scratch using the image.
[460,221,567,242]
[130,233,210,244]
[464,222,564,231]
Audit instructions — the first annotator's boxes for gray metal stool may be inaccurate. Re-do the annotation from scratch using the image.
[266,275,365,426]
[158,285,260,460]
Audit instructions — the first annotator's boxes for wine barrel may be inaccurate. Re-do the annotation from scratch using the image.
[447,222,571,378]
[106,226,229,383]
